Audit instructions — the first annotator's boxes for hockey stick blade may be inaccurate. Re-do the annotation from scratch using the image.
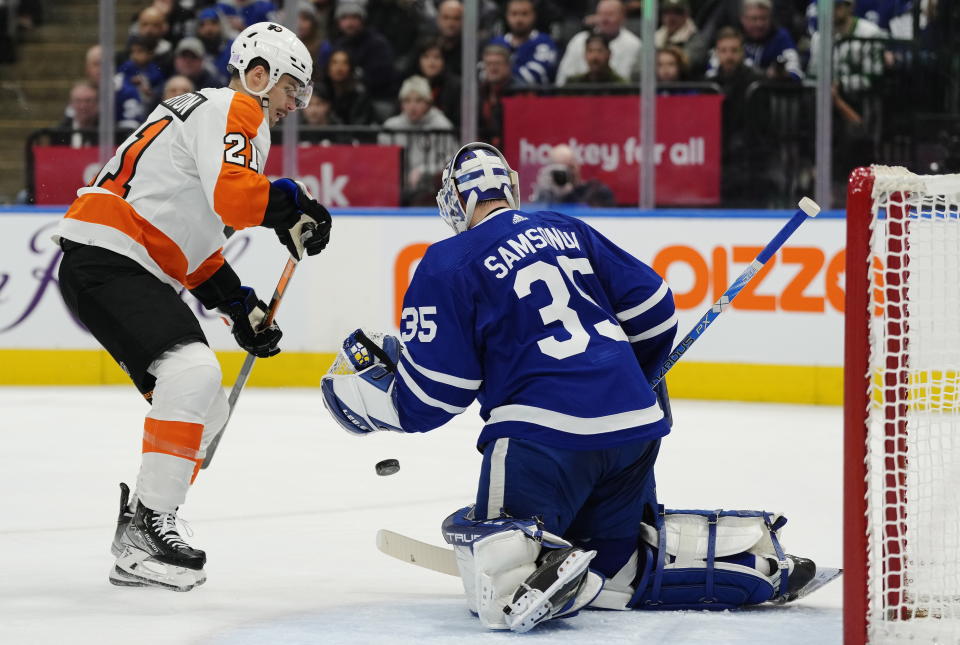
[376,529,459,576]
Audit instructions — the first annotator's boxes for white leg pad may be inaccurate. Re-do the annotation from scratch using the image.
[472,530,541,630]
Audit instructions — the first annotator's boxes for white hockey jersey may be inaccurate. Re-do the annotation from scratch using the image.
[53,87,272,290]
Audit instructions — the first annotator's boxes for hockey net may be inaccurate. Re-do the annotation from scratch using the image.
[845,166,960,644]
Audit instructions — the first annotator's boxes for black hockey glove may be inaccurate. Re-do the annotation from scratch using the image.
[266,178,332,261]
[218,286,282,358]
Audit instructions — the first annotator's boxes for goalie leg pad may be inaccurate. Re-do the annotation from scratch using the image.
[441,506,603,632]
[629,506,793,610]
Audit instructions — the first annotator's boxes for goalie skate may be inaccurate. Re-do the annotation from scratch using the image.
[503,546,602,633]
[108,482,207,592]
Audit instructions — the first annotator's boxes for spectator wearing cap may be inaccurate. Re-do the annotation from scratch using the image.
[216,0,278,32]
[51,81,100,148]
[380,75,458,205]
[315,48,376,125]
[173,37,220,91]
[556,0,641,85]
[655,0,698,52]
[318,1,396,104]
[82,44,144,130]
[118,35,167,109]
[707,0,803,80]
[488,0,559,85]
[196,8,234,84]
[565,34,627,84]
[409,37,462,127]
[162,75,196,101]
[478,43,514,149]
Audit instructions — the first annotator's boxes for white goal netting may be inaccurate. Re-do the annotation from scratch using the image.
[864,166,960,643]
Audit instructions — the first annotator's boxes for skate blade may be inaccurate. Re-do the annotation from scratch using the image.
[111,551,206,592]
[109,564,206,592]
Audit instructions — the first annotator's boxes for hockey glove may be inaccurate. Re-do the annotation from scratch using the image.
[218,286,282,358]
[268,178,332,261]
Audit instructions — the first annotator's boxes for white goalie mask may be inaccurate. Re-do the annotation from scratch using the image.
[436,142,521,235]
[229,22,313,109]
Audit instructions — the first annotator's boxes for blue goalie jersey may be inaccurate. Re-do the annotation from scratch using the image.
[394,209,677,450]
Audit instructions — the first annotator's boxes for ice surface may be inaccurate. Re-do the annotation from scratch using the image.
[0,387,842,644]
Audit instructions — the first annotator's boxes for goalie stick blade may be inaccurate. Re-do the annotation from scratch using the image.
[774,567,843,604]
[376,529,459,577]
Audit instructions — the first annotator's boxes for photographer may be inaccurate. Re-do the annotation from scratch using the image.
[531,144,616,207]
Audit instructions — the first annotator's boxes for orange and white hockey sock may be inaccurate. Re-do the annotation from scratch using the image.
[135,342,223,513]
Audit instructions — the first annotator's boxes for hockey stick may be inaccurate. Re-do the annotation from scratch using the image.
[376,527,845,603]
[649,197,821,387]
[201,256,299,469]
[376,529,459,576]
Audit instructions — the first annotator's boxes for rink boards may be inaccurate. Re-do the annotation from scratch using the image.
[0,207,845,404]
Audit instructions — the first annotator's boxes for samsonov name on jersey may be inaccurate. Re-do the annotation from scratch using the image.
[483,226,581,279]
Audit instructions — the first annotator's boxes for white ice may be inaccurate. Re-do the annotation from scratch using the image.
[0,387,842,644]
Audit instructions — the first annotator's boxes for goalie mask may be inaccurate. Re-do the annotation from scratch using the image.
[437,143,520,235]
[229,23,313,109]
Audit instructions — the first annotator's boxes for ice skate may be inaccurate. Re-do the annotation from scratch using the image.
[503,546,602,633]
[109,484,206,592]
[771,555,842,604]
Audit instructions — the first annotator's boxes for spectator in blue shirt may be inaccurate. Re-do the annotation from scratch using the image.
[709,0,803,80]
[118,35,167,109]
[196,8,233,84]
[488,0,559,85]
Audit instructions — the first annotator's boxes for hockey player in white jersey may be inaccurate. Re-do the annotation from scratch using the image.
[53,22,331,592]
[321,143,823,631]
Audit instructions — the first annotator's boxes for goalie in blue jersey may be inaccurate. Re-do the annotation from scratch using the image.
[321,143,820,632]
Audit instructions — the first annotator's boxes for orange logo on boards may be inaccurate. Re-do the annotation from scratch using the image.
[393,243,850,322]
[652,245,847,313]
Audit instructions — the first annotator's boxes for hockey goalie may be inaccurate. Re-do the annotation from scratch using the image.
[321,143,829,632]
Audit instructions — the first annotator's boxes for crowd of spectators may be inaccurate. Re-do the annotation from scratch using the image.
[43,0,944,206]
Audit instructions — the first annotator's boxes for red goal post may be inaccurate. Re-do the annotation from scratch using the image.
[844,166,960,645]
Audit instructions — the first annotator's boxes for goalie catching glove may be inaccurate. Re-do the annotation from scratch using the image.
[218,286,282,358]
[321,329,404,435]
[266,178,332,261]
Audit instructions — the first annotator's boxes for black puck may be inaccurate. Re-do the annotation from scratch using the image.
[375,458,400,476]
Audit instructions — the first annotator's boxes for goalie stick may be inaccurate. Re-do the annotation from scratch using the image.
[650,197,821,387]
[201,255,299,469]
[376,529,843,603]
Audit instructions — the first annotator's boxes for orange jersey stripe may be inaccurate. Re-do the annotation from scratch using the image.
[65,193,194,285]
[184,249,226,290]
[143,418,203,461]
[214,93,270,230]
